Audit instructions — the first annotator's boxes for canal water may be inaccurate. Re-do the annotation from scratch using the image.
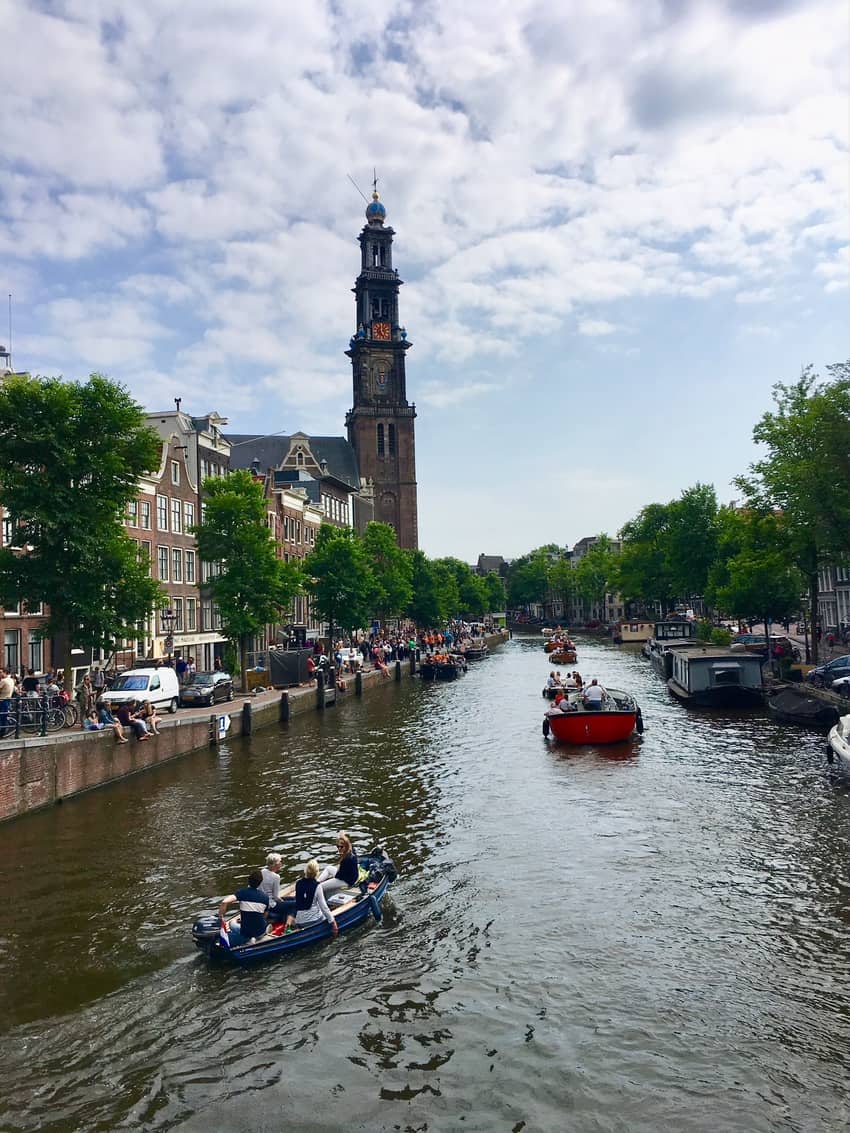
[1,636,848,1132]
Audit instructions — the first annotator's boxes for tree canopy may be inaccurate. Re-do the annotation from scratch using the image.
[0,373,164,676]
[303,524,375,639]
[734,364,850,660]
[192,469,302,685]
[361,521,412,623]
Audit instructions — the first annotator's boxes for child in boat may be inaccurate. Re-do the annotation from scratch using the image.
[283,859,338,936]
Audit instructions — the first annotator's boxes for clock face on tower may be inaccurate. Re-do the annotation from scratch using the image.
[373,321,391,340]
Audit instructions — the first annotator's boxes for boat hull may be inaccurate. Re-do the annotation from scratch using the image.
[549,650,577,665]
[545,709,637,744]
[767,687,839,729]
[667,678,763,709]
[827,716,850,770]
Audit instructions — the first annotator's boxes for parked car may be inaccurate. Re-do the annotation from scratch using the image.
[101,667,181,713]
[804,655,850,688]
[732,633,801,660]
[178,671,234,707]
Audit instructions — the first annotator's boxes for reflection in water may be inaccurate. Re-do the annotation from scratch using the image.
[1,635,848,1132]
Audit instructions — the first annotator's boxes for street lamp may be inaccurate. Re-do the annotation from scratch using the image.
[162,607,177,665]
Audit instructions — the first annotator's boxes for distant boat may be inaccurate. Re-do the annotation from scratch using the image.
[613,620,655,644]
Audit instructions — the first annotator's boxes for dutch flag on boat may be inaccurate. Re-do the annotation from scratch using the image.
[219,916,231,950]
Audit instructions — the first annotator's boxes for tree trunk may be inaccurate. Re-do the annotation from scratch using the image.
[239,633,249,693]
[809,575,819,665]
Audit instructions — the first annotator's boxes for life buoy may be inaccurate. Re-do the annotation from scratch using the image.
[542,717,550,737]
[369,893,383,921]
[635,707,644,735]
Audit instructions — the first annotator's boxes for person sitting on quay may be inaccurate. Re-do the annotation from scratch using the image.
[317,831,359,898]
[136,699,161,736]
[281,859,338,937]
[96,701,129,742]
[114,701,151,740]
[583,679,606,710]
[219,869,270,946]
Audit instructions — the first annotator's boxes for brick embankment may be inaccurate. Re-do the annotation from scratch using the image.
[0,631,510,824]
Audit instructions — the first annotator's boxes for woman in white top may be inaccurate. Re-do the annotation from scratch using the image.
[286,859,338,934]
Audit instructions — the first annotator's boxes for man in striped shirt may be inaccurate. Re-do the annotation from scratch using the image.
[219,869,270,945]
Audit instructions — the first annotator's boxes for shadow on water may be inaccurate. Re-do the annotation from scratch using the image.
[1,633,849,1132]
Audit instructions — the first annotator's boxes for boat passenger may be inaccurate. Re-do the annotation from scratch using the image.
[546,671,557,688]
[551,690,566,709]
[563,672,577,688]
[318,831,359,898]
[572,671,583,690]
[219,869,270,945]
[583,679,606,709]
[260,853,282,904]
[284,859,339,936]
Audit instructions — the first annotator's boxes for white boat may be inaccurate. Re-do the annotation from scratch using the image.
[826,715,850,770]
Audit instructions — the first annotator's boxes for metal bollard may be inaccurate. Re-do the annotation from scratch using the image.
[241,700,252,736]
[409,653,416,676]
[394,659,402,682]
[279,690,290,723]
[316,670,325,711]
[355,670,363,696]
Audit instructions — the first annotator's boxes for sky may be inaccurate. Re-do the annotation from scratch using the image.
[1,0,848,562]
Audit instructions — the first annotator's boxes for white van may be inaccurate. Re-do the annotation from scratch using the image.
[100,667,181,713]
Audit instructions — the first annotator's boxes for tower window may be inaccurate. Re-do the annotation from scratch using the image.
[372,244,379,267]
[388,424,396,456]
[377,424,385,457]
[296,451,304,466]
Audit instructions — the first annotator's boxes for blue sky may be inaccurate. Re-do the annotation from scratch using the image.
[1,0,847,560]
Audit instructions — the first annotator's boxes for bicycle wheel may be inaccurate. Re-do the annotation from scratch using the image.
[63,703,79,728]
[45,708,66,732]
[19,711,42,735]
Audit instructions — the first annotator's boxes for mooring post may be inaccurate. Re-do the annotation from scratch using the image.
[316,670,325,710]
[394,659,402,682]
[209,714,218,746]
[279,690,290,723]
[409,651,416,676]
[241,700,252,736]
[355,670,363,696]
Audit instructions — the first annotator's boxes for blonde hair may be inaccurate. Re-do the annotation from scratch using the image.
[305,858,320,879]
[336,831,353,857]
[266,852,282,868]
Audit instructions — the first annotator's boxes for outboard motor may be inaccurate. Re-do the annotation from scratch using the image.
[191,914,221,949]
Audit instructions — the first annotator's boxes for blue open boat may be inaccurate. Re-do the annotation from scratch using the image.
[191,849,397,966]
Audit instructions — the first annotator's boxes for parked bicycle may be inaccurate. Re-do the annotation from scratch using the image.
[0,695,66,738]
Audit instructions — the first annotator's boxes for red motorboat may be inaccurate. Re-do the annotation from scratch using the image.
[542,688,643,744]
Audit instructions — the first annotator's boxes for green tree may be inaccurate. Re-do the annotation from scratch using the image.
[707,508,803,656]
[407,550,445,628]
[192,469,302,689]
[617,503,675,610]
[483,571,506,613]
[0,373,164,684]
[665,483,719,600]
[436,557,487,619]
[362,521,413,627]
[734,363,850,662]
[431,559,460,623]
[574,535,618,621]
[547,556,574,617]
[507,548,552,609]
[303,524,374,644]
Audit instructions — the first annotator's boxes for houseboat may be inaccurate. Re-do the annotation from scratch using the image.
[644,618,699,675]
[667,647,764,708]
[613,619,656,644]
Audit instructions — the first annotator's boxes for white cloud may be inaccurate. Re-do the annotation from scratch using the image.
[578,319,618,337]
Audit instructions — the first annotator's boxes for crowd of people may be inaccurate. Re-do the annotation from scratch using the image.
[546,671,609,713]
[219,831,361,945]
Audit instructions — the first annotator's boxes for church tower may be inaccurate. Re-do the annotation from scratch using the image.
[345,189,419,550]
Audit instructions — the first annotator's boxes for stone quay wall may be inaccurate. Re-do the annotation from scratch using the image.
[0,631,509,824]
